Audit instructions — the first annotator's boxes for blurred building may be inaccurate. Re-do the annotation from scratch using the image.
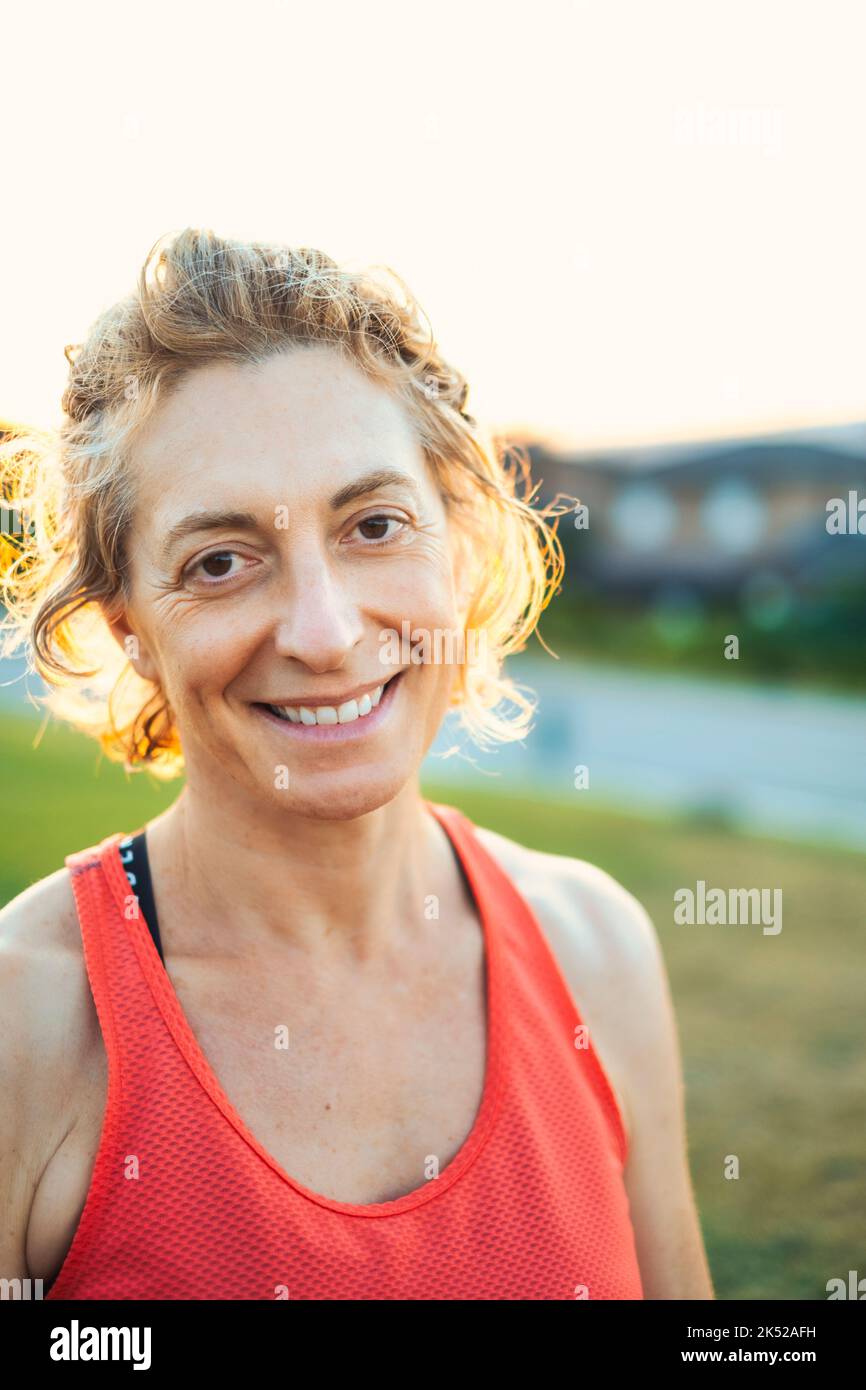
[528,422,866,603]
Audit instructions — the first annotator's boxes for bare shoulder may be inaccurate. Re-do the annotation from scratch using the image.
[472,822,714,1299]
[0,865,88,1005]
[471,823,665,1039]
[472,822,658,966]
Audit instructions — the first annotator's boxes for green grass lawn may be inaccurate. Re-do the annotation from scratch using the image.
[2,710,863,1301]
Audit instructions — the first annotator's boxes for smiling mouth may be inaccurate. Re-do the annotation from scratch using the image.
[251,671,404,731]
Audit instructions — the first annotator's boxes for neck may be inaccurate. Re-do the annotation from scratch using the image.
[145,779,452,963]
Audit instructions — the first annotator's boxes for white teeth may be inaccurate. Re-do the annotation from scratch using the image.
[267,682,386,726]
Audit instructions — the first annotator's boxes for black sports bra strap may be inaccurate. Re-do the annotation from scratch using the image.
[116,830,165,965]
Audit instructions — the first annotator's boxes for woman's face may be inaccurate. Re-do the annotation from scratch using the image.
[112,343,463,820]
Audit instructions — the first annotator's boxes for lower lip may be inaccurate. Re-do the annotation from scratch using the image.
[251,672,404,742]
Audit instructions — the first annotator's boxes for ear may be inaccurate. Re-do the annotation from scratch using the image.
[101,597,161,684]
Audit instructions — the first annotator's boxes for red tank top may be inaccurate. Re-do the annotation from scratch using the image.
[45,800,643,1300]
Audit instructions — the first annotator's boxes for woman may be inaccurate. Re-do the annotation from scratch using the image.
[0,228,713,1300]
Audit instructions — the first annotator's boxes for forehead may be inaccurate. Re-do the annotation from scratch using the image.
[129,344,426,518]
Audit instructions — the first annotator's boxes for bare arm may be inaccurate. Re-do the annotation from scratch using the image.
[0,871,90,1287]
[589,877,715,1299]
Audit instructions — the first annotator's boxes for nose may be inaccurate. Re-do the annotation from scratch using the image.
[271,542,364,672]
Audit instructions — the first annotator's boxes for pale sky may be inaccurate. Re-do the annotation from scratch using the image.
[2,0,864,449]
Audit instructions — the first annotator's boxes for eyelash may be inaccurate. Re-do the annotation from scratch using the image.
[183,513,409,586]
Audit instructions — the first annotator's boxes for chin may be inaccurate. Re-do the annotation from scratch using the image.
[270,765,415,823]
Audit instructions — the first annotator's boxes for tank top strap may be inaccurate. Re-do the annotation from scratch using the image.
[64,833,174,1082]
[426,798,567,972]
[425,799,629,1167]
[426,798,570,1000]
[426,800,515,904]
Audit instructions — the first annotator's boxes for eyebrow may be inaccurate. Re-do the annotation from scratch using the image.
[157,468,423,564]
[329,468,422,511]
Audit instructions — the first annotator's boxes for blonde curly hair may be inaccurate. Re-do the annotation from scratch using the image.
[0,227,567,780]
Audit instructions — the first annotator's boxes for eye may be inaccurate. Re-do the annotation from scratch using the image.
[351,514,407,545]
[185,549,251,585]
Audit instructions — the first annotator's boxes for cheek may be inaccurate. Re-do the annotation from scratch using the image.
[156,618,252,701]
[383,548,460,627]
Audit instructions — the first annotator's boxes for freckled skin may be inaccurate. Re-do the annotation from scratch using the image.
[108,344,463,823]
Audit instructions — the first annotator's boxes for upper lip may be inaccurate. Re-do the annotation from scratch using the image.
[256,671,402,709]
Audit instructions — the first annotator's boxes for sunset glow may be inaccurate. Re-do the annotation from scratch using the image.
[3,0,864,449]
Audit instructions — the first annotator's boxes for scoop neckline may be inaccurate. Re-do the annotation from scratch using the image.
[102,798,505,1218]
